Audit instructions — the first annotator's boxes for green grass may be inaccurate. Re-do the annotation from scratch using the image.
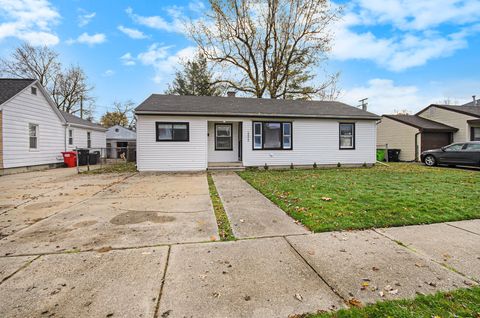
[82,162,137,174]
[207,173,235,241]
[238,163,480,232]
[310,287,480,318]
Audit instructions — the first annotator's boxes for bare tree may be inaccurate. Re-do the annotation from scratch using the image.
[0,42,94,116]
[393,109,411,115]
[188,0,342,100]
[100,101,136,129]
[0,43,60,88]
[51,65,94,116]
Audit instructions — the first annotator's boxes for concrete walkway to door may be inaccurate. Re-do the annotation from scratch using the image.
[212,172,308,238]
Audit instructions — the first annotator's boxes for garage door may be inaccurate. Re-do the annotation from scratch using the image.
[421,132,451,152]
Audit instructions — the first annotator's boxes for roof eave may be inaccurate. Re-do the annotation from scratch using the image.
[68,122,107,131]
[134,111,380,120]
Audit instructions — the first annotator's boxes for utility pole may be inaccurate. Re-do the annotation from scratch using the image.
[80,95,83,119]
[359,98,368,111]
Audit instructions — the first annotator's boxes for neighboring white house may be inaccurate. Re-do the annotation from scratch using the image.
[135,94,380,171]
[106,124,136,159]
[0,78,106,174]
[61,110,107,151]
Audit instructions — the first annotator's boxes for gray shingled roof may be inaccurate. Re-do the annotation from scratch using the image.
[462,99,479,107]
[60,110,106,130]
[0,78,36,106]
[418,104,480,118]
[383,114,458,132]
[106,125,136,140]
[135,94,380,120]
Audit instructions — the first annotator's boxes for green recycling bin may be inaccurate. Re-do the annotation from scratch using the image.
[376,149,385,161]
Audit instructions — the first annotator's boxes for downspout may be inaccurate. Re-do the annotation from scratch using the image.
[64,124,68,152]
[414,131,421,162]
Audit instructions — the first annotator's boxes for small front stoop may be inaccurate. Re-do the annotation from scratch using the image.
[207,162,245,171]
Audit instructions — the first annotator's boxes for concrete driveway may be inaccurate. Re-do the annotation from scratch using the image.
[0,169,478,318]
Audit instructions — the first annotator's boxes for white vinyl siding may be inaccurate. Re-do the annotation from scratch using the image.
[137,116,208,171]
[137,115,377,171]
[2,84,65,168]
[66,128,106,150]
[242,118,376,166]
[418,106,476,143]
[377,117,420,161]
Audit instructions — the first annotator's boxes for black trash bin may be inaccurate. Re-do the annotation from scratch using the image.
[89,151,100,165]
[77,149,89,166]
[387,149,401,162]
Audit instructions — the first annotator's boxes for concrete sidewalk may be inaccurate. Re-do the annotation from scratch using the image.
[2,219,478,318]
[0,168,478,317]
[212,172,308,238]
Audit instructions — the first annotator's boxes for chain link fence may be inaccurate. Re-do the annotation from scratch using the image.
[74,146,136,173]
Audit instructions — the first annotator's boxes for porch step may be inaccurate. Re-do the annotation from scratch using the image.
[208,162,245,171]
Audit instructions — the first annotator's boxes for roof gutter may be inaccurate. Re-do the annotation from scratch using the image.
[134,111,381,120]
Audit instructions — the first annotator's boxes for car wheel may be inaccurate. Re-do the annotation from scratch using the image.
[424,155,437,166]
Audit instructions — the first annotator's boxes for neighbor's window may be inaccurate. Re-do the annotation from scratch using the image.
[31,87,37,95]
[87,132,91,148]
[444,143,464,151]
[339,123,355,149]
[215,124,232,150]
[29,123,38,149]
[472,127,480,141]
[252,122,292,150]
[68,129,73,145]
[156,122,189,141]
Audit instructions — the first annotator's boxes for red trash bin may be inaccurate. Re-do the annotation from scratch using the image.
[62,151,77,168]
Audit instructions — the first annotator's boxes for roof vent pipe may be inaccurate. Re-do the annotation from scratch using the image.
[473,95,477,106]
[227,91,236,97]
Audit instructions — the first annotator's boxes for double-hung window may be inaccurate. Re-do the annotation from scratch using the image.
[87,132,91,148]
[29,123,38,149]
[339,123,355,149]
[156,122,189,141]
[68,129,73,145]
[252,121,292,150]
[215,124,232,150]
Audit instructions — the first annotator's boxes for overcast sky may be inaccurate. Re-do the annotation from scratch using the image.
[1,0,479,118]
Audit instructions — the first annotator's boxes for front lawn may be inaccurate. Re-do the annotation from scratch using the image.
[238,164,480,232]
[311,286,480,318]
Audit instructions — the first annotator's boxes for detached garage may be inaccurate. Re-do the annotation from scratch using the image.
[377,115,458,161]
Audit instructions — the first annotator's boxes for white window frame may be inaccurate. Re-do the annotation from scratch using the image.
[29,123,39,150]
[282,122,292,150]
[253,122,263,150]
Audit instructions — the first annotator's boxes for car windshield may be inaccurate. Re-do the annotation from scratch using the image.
[444,143,464,151]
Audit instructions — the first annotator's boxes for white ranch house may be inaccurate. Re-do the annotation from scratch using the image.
[135,94,380,171]
[0,78,106,174]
